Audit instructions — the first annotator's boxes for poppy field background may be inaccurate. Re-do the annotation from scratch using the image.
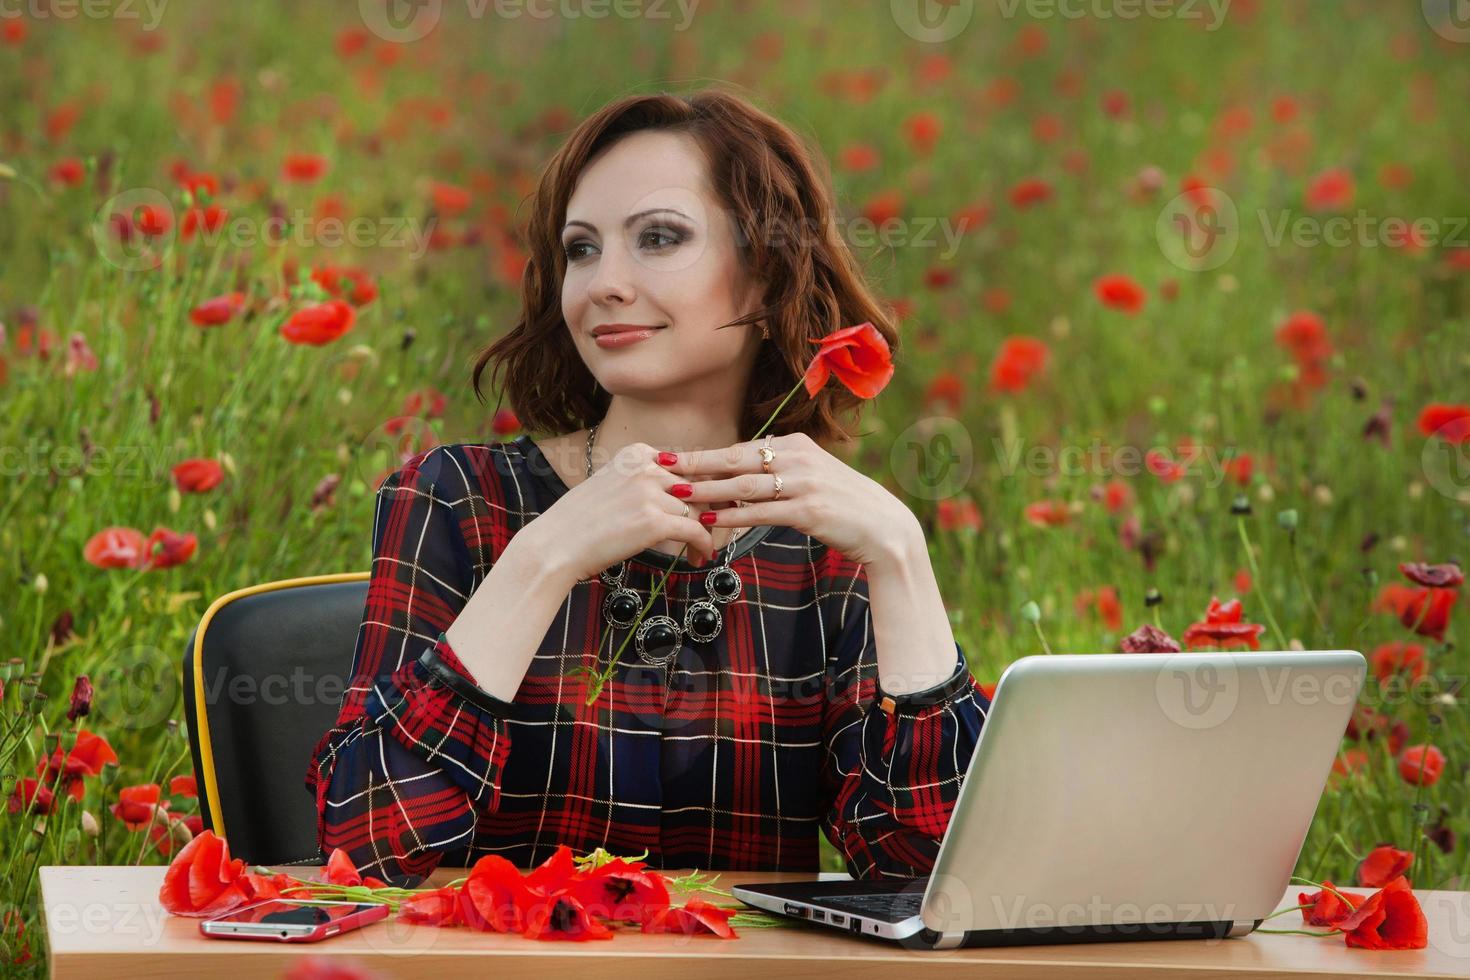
[3,0,1469,971]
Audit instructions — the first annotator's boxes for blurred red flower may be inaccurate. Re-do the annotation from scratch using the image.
[189,292,246,327]
[1304,167,1355,210]
[1181,597,1265,650]
[1416,403,1470,443]
[1094,274,1146,314]
[1370,641,1425,684]
[989,336,1050,394]
[281,300,356,345]
[84,526,148,569]
[1356,845,1413,888]
[172,458,224,493]
[1397,744,1445,787]
[283,153,329,183]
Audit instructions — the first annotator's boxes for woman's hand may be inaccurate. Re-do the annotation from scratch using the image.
[661,432,920,570]
[531,441,717,585]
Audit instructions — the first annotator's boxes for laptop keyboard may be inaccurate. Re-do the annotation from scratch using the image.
[821,891,925,920]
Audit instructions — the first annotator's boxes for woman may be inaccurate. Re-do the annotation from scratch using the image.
[306,88,990,887]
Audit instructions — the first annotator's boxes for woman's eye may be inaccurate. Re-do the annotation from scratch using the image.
[641,226,685,250]
[562,241,591,261]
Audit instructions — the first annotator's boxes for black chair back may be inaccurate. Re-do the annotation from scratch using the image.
[182,573,369,866]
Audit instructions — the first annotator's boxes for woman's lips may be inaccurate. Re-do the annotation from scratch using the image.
[594,327,664,348]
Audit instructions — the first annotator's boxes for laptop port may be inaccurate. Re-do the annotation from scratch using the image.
[830,914,846,926]
[811,910,825,922]
[783,903,808,918]
[849,917,863,934]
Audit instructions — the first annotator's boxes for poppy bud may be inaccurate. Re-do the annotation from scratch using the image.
[67,674,93,722]
[1144,587,1163,607]
[1277,509,1298,531]
[1018,601,1040,623]
[81,810,100,837]
[1230,494,1251,515]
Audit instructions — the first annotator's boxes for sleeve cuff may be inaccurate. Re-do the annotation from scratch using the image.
[416,632,516,719]
[875,641,974,716]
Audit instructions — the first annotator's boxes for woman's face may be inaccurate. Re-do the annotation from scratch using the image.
[560,129,764,398]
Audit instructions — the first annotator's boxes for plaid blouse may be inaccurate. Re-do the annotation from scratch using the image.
[305,435,991,887]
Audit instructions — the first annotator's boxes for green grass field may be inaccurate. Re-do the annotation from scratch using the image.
[2,0,1468,970]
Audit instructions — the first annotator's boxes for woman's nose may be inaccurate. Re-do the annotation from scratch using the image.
[587,242,637,304]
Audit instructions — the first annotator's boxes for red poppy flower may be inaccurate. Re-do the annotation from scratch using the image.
[1093,276,1146,314]
[1274,311,1333,363]
[1009,177,1053,209]
[7,778,57,816]
[1420,403,1470,443]
[189,292,246,327]
[937,497,983,532]
[283,153,329,183]
[1397,744,1445,787]
[1356,845,1413,888]
[568,858,671,923]
[172,458,224,493]
[1370,642,1425,684]
[1145,449,1185,482]
[180,204,228,242]
[515,847,613,941]
[281,300,356,345]
[170,774,198,798]
[839,143,879,173]
[1024,499,1071,528]
[159,830,249,917]
[640,898,737,938]
[111,783,167,830]
[1298,881,1363,927]
[1399,561,1464,589]
[1094,585,1122,631]
[83,527,147,569]
[904,111,941,155]
[402,887,464,926]
[989,336,1050,394]
[1389,586,1457,641]
[1304,167,1355,211]
[459,854,528,933]
[323,847,389,889]
[49,157,85,187]
[802,322,894,399]
[430,182,472,215]
[1337,876,1427,950]
[491,407,520,435]
[141,527,198,570]
[37,729,119,800]
[1181,596,1265,650]
[67,674,93,722]
[1118,623,1182,653]
[859,189,902,227]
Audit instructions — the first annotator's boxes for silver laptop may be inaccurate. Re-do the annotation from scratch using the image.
[732,650,1365,950]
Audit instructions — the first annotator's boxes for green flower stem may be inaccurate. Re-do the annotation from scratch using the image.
[1285,530,1330,641]
[1235,516,1288,648]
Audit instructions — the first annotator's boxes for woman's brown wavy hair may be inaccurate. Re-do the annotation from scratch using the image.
[471,86,900,448]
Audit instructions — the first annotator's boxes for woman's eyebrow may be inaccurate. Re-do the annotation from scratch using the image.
[561,207,692,235]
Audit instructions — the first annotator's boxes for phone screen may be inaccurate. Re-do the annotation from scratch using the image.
[211,901,382,927]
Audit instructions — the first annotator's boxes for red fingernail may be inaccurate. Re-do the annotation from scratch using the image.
[670,483,693,498]
[700,511,717,526]
[657,452,678,466]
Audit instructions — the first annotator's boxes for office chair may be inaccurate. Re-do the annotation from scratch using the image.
[181,572,369,867]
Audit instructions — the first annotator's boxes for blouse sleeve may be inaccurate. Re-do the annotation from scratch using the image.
[304,446,514,886]
[816,545,991,879]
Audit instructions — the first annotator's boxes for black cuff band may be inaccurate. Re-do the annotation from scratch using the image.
[877,658,972,715]
[417,645,515,719]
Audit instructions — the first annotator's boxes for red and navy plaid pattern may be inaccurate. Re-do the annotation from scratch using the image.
[306,436,991,886]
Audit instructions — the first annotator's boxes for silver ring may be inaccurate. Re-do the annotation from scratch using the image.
[681,501,689,518]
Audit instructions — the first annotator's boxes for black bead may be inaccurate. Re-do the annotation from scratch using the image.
[708,567,742,603]
[609,592,640,621]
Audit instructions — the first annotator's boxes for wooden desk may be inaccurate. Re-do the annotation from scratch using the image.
[39,865,1470,978]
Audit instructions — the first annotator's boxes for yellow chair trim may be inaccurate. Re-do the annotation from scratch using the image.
[192,571,370,846]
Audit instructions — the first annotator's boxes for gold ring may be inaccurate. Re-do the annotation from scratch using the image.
[681,501,689,518]
[759,434,775,474]
[772,473,783,499]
